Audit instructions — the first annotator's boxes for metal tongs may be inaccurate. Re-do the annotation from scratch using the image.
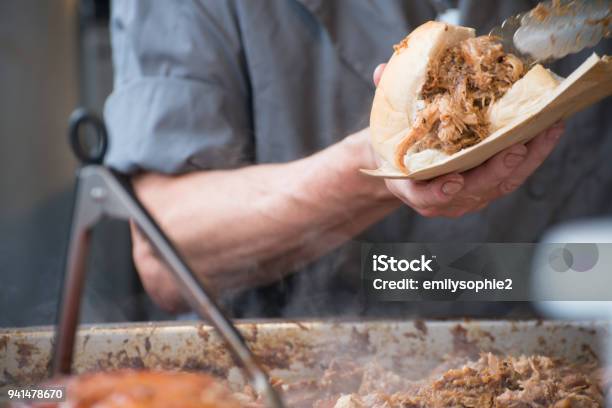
[51,108,285,408]
[490,0,611,64]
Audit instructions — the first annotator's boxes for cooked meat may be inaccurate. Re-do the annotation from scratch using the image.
[243,354,603,408]
[18,355,603,408]
[531,3,551,21]
[397,35,526,169]
[339,354,601,408]
[391,354,603,408]
[20,370,241,408]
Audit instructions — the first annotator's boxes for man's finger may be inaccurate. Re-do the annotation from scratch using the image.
[498,122,565,194]
[373,64,386,87]
[388,173,464,210]
[461,143,528,199]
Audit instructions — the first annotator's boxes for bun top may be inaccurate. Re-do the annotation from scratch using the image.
[369,22,474,169]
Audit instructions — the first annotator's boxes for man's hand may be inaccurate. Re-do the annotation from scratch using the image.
[372,64,565,218]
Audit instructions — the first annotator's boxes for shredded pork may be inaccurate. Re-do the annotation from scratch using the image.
[396,36,526,169]
[21,355,604,408]
[240,353,604,408]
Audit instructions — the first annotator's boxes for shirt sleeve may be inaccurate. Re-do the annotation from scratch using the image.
[104,0,253,174]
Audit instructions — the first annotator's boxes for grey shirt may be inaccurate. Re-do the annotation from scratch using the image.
[105,0,612,317]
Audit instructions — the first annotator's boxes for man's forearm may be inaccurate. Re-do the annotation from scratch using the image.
[132,129,400,311]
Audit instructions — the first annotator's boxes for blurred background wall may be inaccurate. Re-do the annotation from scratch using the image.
[0,0,167,327]
[0,0,80,216]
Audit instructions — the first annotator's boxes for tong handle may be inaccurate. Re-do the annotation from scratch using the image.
[69,108,108,165]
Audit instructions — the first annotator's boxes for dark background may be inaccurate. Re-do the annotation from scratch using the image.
[0,0,170,327]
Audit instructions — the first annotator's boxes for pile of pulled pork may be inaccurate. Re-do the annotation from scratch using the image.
[400,36,526,160]
[237,353,604,408]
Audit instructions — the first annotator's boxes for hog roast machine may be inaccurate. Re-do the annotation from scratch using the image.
[0,110,610,405]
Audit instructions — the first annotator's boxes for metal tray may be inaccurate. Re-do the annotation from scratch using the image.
[0,319,608,394]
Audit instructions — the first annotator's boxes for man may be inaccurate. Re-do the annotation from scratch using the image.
[104,1,611,316]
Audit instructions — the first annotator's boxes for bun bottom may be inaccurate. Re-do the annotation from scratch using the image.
[404,149,449,173]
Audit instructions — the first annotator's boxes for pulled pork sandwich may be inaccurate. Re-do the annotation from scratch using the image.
[370,21,560,175]
[14,369,241,408]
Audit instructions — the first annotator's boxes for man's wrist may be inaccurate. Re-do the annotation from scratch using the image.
[285,127,398,216]
[338,128,396,203]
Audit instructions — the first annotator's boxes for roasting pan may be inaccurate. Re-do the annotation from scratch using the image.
[0,319,608,397]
